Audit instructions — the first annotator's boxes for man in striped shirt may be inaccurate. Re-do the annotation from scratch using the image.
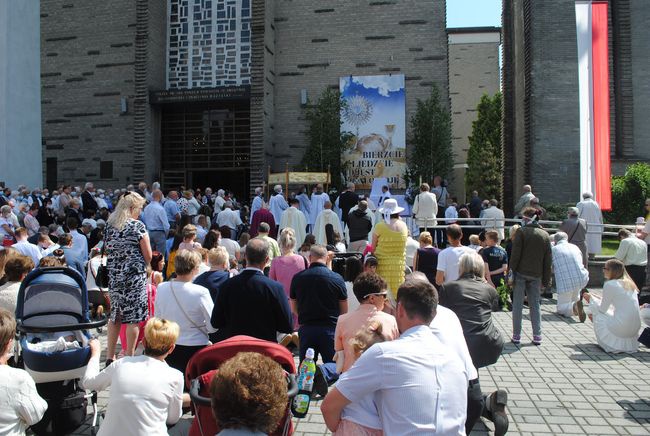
[552,232,589,321]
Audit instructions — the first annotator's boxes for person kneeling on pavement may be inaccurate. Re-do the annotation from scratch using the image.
[438,254,509,435]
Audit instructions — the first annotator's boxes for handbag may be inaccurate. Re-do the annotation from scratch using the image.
[94,241,109,288]
[169,281,211,341]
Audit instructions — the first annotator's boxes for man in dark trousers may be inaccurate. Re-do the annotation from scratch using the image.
[336,182,359,228]
[81,182,99,219]
[509,207,552,346]
[290,244,347,387]
[210,238,293,343]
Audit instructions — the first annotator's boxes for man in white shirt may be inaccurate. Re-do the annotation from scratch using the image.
[552,232,589,319]
[436,224,475,285]
[216,201,242,239]
[67,219,89,263]
[376,185,391,208]
[445,200,459,224]
[213,189,226,215]
[480,199,506,242]
[12,227,42,266]
[321,275,468,435]
[616,228,647,291]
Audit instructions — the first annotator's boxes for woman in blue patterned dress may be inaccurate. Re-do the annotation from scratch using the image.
[104,192,152,365]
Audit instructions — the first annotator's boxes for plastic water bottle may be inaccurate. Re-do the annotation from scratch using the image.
[292,348,316,418]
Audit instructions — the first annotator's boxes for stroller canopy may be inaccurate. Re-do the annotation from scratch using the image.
[16,267,90,330]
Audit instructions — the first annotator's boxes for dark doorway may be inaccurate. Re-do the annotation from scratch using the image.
[160,100,250,196]
[46,157,57,191]
[189,169,250,201]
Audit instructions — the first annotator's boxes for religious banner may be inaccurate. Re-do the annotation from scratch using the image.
[340,74,406,190]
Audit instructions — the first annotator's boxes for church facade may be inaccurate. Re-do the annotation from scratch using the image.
[502,0,650,214]
[39,0,450,198]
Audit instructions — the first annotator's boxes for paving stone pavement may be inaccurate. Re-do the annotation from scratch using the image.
[66,290,650,435]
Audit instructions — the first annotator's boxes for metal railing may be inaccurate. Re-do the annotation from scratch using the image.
[404,216,637,238]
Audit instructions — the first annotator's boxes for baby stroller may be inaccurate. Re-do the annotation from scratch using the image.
[15,266,108,436]
[187,335,299,436]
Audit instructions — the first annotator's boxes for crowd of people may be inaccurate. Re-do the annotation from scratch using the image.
[0,179,649,435]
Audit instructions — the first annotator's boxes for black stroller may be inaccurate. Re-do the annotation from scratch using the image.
[15,266,107,435]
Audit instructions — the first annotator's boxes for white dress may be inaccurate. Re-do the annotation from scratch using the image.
[588,280,641,353]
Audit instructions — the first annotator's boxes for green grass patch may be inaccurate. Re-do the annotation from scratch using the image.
[602,238,618,257]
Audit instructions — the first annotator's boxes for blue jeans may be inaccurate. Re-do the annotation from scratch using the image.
[512,273,542,337]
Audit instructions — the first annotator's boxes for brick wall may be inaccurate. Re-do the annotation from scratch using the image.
[629,0,650,161]
[527,0,581,204]
[448,32,501,201]
[272,0,449,173]
[40,1,137,188]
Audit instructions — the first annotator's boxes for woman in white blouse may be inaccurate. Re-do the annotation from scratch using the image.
[83,318,187,436]
[0,308,47,435]
[155,250,215,375]
[582,259,642,353]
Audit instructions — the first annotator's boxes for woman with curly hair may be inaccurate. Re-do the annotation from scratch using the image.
[210,352,288,435]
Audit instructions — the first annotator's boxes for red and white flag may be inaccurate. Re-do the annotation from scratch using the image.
[575,0,611,210]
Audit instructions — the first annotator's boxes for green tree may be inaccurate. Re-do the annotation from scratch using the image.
[407,84,453,185]
[604,162,650,224]
[301,88,353,188]
[465,92,503,201]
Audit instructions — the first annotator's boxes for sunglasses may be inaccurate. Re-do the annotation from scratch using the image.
[363,292,388,300]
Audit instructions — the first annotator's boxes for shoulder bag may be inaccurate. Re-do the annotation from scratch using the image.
[169,281,211,341]
[94,242,110,288]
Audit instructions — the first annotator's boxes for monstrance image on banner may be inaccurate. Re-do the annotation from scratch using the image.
[340,74,406,190]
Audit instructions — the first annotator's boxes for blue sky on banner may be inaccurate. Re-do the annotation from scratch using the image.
[340,75,406,148]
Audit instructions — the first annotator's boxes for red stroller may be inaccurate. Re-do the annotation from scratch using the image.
[186,335,299,436]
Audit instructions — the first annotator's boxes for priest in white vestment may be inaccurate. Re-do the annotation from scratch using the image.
[577,192,603,255]
[269,185,289,230]
[313,201,343,246]
[309,184,330,229]
[250,186,264,220]
[279,198,308,251]
[296,186,311,219]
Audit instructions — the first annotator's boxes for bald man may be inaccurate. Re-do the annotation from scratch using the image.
[313,201,343,246]
[144,189,170,252]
